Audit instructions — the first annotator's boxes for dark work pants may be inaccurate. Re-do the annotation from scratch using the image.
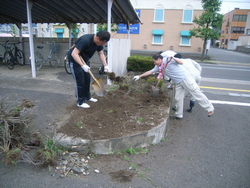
[70,61,91,105]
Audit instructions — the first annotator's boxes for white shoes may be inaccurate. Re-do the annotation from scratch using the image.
[77,103,90,108]
[88,98,98,102]
[77,98,97,109]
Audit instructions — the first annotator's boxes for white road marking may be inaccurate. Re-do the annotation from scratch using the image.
[209,100,250,107]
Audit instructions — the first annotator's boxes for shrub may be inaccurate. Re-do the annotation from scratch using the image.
[127,55,154,72]
[146,76,164,89]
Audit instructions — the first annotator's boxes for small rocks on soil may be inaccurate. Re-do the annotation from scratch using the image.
[53,151,99,178]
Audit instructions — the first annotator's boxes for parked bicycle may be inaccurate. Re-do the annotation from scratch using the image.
[0,40,9,63]
[4,42,25,70]
[34,41,60,71]
[64,50,71,75]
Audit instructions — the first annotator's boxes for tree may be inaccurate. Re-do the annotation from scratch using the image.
[189,0,223,60]
[11,24,18,37]
[97,23,117,32]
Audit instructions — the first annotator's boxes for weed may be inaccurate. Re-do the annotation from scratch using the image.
[136,117,143,122]
[37,137,66,166]
[116,150,121,155]
[107,110,114,113]
[108,86,116,92]
[146,177,153,184]
[124,155,130,161]
[187,157,192,160]
[145,167,151,172]
[129,163,137,170]
[3,148,21,165]
[136,147,148,154]
[76,121,84,128]
[152,143,157,146]
[137,171,144,178]
[126,147,136,155]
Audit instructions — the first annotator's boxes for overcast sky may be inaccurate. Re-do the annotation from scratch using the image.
[220,0,250,14]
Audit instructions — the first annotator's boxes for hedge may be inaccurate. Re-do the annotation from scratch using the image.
[127,55,154,72]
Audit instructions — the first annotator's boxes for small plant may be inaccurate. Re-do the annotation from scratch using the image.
[37,137,65,166]
[152,143,157,146]
[137,171,144,178]
[124,155,130,161]
[129,163,137,170]
[136,147,148,154]
[187,157,192,160]
[107,110,114,113]
[76,121,83,128]
[126,147,136,155]
[3,148,21,165]
[108,86,117,92]
[146,76,164,89]
[116,150,121,155]
[136,117,143,122]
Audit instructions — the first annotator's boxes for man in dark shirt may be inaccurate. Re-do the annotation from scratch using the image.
[68,30,110,108]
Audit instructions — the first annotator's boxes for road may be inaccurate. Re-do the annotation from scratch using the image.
[0,48,250,188]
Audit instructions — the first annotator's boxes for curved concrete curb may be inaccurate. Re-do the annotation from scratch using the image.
[55,108,170,155]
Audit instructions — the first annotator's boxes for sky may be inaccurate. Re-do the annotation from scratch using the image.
[219,0,250,14]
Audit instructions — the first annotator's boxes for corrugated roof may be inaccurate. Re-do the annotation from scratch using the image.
[0,0,142,25]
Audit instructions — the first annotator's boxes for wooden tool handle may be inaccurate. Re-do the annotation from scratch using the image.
[79,55,97,81]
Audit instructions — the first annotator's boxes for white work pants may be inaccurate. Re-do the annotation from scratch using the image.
[174,75,214,118]
[185,75,201,101]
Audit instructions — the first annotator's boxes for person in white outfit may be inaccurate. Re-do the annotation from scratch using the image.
[174,53,202,112]
[133,53,214,119]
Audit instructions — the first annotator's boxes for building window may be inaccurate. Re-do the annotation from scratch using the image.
[183,9,193,23]
[54,28,64,38]
[180,31,190,45]
[231,27,245,34]
[233,15,247,22]
[152,30,164,44]
[225,39,228,45]
[154,9,164,22]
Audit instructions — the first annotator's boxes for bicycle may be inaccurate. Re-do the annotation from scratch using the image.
[4,42,25,70]
[64,50,71,75]
[0,40,9,63]
[34,41,60,71]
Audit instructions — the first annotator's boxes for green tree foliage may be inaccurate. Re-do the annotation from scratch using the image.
[97,23,117,32]
[189,0,223,60]
[11,25,18,37]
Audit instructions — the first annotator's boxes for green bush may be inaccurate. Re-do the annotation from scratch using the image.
[127,55,154,72]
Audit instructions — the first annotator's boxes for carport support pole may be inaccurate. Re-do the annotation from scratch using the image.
[107,0,113,85]
[26,0,36,78]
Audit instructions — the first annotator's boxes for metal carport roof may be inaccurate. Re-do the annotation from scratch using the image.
[0,0,142,78]
[0,0,142,25]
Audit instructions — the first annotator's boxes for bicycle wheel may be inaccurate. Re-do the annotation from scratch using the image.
[49,52,60,68]
[4,51,14,70]
[64,54,72,74]
[16,49,25,66]
[34,51,44,71]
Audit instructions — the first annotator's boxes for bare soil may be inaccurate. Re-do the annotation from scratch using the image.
[57,73,172,140]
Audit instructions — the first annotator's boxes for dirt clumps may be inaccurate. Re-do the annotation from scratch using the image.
[57,73,172,140]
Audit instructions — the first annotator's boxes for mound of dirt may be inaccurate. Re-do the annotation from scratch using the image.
[57,73,172,140]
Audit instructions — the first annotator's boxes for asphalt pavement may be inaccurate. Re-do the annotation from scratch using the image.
[0,50,250,187]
